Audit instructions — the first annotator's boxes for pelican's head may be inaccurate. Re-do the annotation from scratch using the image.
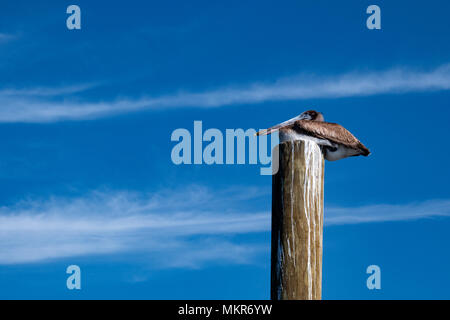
[298,110,324,122]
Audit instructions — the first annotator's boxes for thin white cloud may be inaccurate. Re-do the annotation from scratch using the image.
[0,83,98,97]
[325,200,450,225]
[0,187,270,266]
[1,184,449,266]
[0,33,16,44]
[0,64,449,122]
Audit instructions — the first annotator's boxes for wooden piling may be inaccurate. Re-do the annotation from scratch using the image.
[271,140,324,300]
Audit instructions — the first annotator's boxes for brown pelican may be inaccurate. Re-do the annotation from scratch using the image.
[256,110,370,161]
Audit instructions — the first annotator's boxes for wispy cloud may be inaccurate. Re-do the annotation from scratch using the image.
[1,183,449,266]
[0,186,270,266]
[0,83,98,97]
[325,200,450,225]
[1,64,449,122]
[0,33,16,44]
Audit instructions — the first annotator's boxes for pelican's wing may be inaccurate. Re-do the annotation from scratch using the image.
[294,120,370,155]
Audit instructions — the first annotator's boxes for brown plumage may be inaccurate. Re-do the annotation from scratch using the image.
[292,120,370,156]
[256,110,370,161]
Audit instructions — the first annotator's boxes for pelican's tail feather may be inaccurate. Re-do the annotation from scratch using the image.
[358,143,371,156]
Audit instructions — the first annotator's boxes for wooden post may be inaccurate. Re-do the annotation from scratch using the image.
[271,140,324,300]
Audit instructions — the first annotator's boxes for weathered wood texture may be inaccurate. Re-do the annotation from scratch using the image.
[271,140,324,300]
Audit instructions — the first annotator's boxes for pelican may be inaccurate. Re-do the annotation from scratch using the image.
[256,110,370,161]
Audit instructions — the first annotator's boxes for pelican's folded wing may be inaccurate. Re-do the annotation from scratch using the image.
[294,120,371,156]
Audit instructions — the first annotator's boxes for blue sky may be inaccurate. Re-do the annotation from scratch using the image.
[0,0,449,299]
